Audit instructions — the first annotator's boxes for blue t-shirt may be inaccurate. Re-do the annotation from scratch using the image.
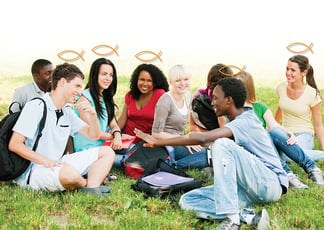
[225,109,288,190]
[73,89,110,152]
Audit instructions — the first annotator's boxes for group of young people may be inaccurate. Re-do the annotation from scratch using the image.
[7,55,324,229]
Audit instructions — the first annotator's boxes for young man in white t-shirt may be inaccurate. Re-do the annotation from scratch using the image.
[9,63,115,196]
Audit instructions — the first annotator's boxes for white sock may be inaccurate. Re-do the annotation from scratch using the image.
[226,213,240,225]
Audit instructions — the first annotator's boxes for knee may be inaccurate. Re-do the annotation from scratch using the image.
[211,138,235,156]
[59,163,83,185]
[268,126,287,138]
[98,146,115,160]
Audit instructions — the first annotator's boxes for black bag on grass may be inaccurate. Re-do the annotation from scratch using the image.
[0,98,47,181]
[121,141,170,179]
[131,159,203,198]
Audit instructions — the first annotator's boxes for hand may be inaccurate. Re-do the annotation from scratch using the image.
[121,134,135,140]
[186,145,202,154]
[75,100,96,115]
[286,132,298,145]
[111,134,123,150]
[41,159,64,170]
[134,128,156,148]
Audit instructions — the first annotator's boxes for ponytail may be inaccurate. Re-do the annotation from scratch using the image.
[305,64,320,96]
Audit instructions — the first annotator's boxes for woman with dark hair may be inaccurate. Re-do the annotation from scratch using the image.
[275,55,324,162]
[118,64,169,144]
[73,58,132,172]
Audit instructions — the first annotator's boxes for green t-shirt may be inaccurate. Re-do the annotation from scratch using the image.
[252,102,269,129]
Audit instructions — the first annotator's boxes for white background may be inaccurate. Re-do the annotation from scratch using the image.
[0,0,323,84]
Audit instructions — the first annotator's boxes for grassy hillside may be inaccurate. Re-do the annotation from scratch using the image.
[0,75,323,229]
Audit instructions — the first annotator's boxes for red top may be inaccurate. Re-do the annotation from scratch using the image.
[124,89,165,143]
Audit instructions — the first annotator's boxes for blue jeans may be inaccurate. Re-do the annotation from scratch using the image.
[113,143,136,168]
[166,146,208,169]
[268,127,316,174]
[295,132,324,161]
[179,138,282,219]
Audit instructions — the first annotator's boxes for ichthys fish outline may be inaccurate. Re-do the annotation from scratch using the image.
[57,50,85,62]
[286,42,314,54]
[135,50,162,62]
[91,44,119,56]
[219,65,246,77]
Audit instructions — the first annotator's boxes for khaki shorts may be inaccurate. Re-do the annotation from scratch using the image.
[26,147,99,192]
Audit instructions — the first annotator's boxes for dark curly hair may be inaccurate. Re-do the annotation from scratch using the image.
[129,64,169,100]
[217,78,247,108]
[31,59,52,75]
[85,58,117,125]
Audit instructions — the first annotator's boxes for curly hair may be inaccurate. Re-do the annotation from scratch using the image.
[217,78,247,108]
[85,58,117,124]
[129,64,169,100]
[31,59,52,75]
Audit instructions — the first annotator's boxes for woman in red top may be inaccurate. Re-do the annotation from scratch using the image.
[118,64,169,144]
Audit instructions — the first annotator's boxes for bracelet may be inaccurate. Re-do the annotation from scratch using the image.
[112,130,122,138]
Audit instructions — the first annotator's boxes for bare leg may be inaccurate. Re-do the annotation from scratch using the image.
[87,146,115,187]
[59,163,87,190]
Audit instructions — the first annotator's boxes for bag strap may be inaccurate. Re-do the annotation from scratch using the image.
[30,97,47,151]
[157,159,189,177]
[8,101,22,114]
[142,158,190,177]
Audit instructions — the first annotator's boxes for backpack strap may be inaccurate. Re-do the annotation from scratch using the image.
[30,97,47,151]
[8,102,22,114]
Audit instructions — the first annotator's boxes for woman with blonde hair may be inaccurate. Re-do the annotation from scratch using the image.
[152,65,209,168]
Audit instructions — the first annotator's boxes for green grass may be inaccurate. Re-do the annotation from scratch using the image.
[0,76,324,229]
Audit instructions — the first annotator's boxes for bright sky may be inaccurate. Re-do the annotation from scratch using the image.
[0,0,323,85]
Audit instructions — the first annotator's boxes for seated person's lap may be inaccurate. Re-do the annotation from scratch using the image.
[28,147,99,192]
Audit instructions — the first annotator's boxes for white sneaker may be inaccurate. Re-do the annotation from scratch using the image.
[288,173,308,189]
[251,209,270,230]
[308,168,324,186]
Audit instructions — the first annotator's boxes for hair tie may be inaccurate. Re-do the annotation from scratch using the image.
[112,130,122,138]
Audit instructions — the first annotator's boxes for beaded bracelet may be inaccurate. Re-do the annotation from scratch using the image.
[112,130,122,138]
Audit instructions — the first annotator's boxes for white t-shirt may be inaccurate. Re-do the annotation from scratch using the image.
[13,93,85,182]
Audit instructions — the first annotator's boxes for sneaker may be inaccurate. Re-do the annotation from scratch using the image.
[251,209,270,230]
[79,185,111,197]
[308,168,324,186]
[288,173,308,189]
[217,217,240,230]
